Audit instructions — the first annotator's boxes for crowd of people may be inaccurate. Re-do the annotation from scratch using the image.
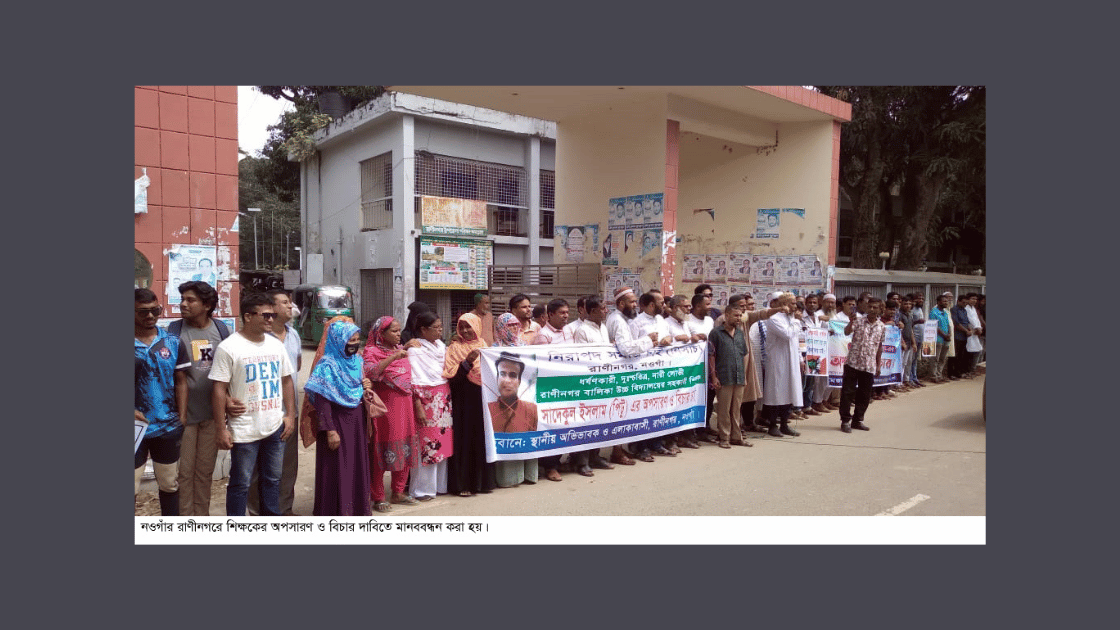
[134,282,985,517]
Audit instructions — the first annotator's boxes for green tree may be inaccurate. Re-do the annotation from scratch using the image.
[241,87,386,270]
[815,86,985,270]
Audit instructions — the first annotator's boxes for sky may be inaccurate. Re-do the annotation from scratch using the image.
[237,86,294,161]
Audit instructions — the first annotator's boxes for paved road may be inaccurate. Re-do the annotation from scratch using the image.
[150,348,983,517]
[287,355,986,517]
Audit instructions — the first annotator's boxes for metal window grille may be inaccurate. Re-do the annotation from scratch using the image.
[540,169,555,238]
[360,153,393,231]
[360,268,393,328]
[415,152,528,237]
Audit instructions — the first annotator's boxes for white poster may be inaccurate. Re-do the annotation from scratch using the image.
[167,244,219,305]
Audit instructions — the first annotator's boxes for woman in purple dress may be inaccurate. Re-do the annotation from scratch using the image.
[305,320,370,516]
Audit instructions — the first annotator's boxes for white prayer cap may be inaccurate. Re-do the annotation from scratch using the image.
[822,293,836,300]
[614,286,635,301]
[767,290,785,303]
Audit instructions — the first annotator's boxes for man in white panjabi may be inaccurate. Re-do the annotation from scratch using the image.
[760,291,803,438]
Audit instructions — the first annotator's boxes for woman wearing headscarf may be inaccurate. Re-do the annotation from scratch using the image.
[407,311,453,501]
[444,313,496,496]
[491,312,539,488]
[304,320,370,516]
[363,316,421,512]
[401,301,431,345]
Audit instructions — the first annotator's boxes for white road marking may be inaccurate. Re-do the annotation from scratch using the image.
[876,493,930,516]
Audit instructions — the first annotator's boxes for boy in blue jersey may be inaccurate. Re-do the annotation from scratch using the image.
[134,288,191,516]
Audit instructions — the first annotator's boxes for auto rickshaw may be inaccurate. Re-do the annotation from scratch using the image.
[291,284,355,345]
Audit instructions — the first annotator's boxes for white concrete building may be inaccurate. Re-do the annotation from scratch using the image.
[299,92,557,326]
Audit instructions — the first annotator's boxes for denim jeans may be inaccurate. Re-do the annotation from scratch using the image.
[226,424,285,516]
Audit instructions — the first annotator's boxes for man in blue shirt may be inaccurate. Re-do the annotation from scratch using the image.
[134,288,191,516]
[929,293,953,382]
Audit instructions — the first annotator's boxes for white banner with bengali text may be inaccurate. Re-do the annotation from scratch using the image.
[479,343,708,462]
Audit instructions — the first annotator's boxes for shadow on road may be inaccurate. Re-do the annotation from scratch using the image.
[931,411,986,434]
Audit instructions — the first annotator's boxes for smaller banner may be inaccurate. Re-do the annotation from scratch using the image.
[874,325,904,386]
[419,237,492,290]
[804,327,830,377]
[480,343,708,461]
[921,320,940,357]
[827,320,851,387]
[420,196,487,237]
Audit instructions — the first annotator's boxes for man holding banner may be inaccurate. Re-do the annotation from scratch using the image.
[606,287,659,463]
[839,298,886,433]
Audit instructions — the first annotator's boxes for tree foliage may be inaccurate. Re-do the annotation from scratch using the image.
[815,86,985,270]
[240,87,387,269]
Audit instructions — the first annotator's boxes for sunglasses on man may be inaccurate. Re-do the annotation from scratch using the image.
[135,306,163,316]
[248,311,279,320]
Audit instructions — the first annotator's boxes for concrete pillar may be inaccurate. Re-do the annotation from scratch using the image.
[527,135,541,265]
[396,115,417,323]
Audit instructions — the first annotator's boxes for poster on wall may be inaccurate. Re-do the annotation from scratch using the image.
[755,208,781,238]
[752,254,776,285]
[623,230,637,254]
[167,244,220,305]
[682,255,705,283]
[563,226,587,262]
[609,193,664,231]
[712,285,731,309]
[420,196,487,237]
[777,256,801,284]
[641,229,660,256]
[730,285,752,299]
[798,255,825,286]
[728,252,752,284]
[705,254,730,283]
[602,231,618,266]
[419,237,492,290]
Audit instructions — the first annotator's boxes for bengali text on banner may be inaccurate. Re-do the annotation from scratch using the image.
[479,343,708,461]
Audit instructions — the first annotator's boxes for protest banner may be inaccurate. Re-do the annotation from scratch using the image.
[804,327,829,377]
[827,320,851,387]
[479,343,708,462]
[922,320,939,357]
[874,324,904,386]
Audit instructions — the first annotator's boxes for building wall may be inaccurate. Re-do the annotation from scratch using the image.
[135,85,240,317]
[674,119,834,294]
[553,95,669,290]
[305,107,557,324]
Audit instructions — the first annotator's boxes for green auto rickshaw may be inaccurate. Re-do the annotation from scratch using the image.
[291,284,355,345]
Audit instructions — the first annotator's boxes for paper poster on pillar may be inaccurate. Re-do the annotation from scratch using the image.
[641,230,660,256]
[167,244,218,305]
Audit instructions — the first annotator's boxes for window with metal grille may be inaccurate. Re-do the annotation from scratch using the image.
[540,169,555,239]
[360,153,393,231]
[415,152,528,237]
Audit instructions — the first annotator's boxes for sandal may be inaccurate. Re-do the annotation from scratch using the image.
[545,468,563,482]
[374,501,392,513]
[417,495,433,502]
[390,493,419,505]
[459,491,473,497]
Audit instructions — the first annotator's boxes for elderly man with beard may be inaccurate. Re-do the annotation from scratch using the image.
[630,292,676,457]
[759,292,804,438]
[812,293,841,413]
[606,286,659,463]
[665,294,702,448]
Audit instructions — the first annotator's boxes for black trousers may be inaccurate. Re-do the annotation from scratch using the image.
[739,400,756,427]
[540,455,562,470]
[950,339,975,378]
[839,364,874,424]
[762,404,792,425]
